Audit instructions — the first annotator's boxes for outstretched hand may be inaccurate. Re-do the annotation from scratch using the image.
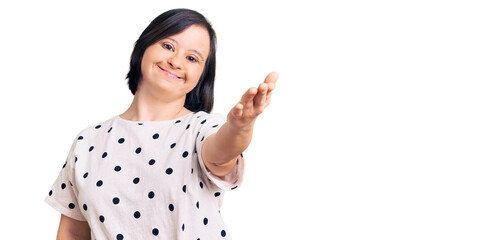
[227,72,279,131]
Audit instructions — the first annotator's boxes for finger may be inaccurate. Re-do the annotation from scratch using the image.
[254,83,268,108]
[264,72,278,99]
[241,87,257,108]
[265,87,274,106]
[267,82,276,92]
[231,103,244,118]
[264,72,279,85]
[265,82,276,101]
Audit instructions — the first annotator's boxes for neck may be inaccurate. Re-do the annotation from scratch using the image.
[120,87,191,122]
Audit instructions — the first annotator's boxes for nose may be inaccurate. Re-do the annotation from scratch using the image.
[167,53,182,70]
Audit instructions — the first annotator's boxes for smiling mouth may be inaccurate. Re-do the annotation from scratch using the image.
[157,65,183,79]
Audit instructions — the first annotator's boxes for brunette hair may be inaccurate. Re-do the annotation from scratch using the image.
[126,8,217,112]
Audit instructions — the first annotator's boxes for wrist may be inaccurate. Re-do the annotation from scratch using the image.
[227,118,256,134]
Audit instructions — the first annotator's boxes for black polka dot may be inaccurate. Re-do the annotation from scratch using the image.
[182,185,187,193]
[115,166,121,172]
[212,124,219,128]
[152,228,159,236]
[175,120,181,124]
[231,186,238,190]
[61,183,66,189]
[89,146,94,152]
[134,211,141,219]
[182,224,185,231]
[191,168,194,174]
[48,190,53,196]
[138,122,143,125]
[186,124,190,130]
[133,177,140,184]
[99,215,105,223]
[203,217,208,225]
[201,119,207,124]
[108,127,112,133]
[118,138,125,144]
[221,230,226,237]
[78,136,84,140]
[170,143,176,149]
[116,234,123,240]
[149,159,156,165]
[196,201,199,208]
[83,172,88,178]
[135,147,141,154]
[200,182,204,189]
[214,192,221,197]
[68,203,75,209]
[169,204,174,211]
[62,162,67,168]
[153,133,159,139]
[182,151,189,158]
[113,197,120,205]
[96,180,103,187]
[83,204,87,211]
[95,125,101,129]
[69,181,73,187]
[165,168,173,175]
[74,157,78,163]
[102,152,108,158]
[201,136,205,142]
[148,191,155,199]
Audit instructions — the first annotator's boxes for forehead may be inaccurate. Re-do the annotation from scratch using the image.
[161,25,210,57]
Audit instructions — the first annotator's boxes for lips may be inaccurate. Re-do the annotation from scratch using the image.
[157,65,183,79]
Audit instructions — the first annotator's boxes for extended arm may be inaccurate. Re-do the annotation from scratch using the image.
[202,72,278,177]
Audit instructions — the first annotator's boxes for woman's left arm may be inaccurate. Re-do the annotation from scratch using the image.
[202,72,278,177]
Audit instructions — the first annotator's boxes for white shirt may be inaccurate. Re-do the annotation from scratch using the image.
[45,111,244,240]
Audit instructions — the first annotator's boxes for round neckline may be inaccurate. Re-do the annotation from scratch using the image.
[116,112,195,125]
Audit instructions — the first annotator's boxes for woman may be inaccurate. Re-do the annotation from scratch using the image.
[45,8,277,240]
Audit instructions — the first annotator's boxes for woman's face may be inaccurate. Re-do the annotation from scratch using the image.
[139,24,210,101]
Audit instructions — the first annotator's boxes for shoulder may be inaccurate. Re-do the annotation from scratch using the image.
[182,111,225,138]
[188,111,226,132]
[75,115,116,137]
[70,115,117,150]
[191,111,225,123]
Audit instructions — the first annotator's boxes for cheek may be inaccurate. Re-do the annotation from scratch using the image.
[140,47,159,74]
[139,64,150,83]
[188,65,205,83]
[139,57,151,79]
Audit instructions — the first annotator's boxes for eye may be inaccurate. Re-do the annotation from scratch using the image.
[162,43,174,51]
[186,56,198,63]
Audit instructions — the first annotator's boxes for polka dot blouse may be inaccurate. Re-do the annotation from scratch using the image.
[45,111,244,239]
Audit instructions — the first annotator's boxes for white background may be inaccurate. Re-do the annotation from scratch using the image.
[1,0,502,239]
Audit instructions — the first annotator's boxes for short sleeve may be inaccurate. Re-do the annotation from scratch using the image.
[44,134,86,221]
[196,113,245,191]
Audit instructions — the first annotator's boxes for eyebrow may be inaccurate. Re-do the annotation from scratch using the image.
[165,37,205,61]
